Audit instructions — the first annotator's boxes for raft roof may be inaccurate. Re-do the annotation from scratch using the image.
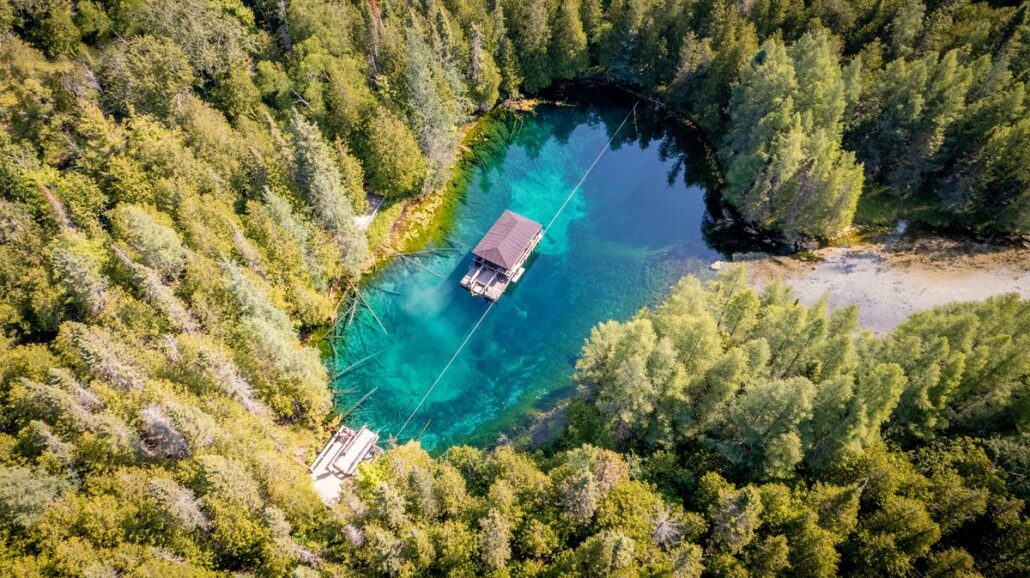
[472,210,542,270]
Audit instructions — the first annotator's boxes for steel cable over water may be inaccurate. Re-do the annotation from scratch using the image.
[393,101,640,441]
[395,300,495,437]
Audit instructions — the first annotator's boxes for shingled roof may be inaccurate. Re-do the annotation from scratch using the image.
[472,210,542,270]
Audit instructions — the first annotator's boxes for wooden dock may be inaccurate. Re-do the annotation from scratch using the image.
[309,424,380,504]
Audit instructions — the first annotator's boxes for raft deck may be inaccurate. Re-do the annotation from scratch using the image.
[460,210,542,302]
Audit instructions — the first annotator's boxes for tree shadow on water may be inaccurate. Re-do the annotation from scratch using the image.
[540,82,791,257]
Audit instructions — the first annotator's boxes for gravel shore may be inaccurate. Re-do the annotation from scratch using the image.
[742,237,1030,334]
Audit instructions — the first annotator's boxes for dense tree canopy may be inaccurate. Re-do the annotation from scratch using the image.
[2,0,1029,238]
[2,0,1029,576]
[722,31,863,239]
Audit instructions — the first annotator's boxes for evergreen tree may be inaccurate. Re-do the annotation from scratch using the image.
[0,465,72,530]
[287,111,366,276]
[598,0,648,82]
[710,377,815,479]
[109,204,187,278]
[550,0,589,80]
[360,106,429,198]
[851,50,974,201]
[51,230,108,317]
[506,0,553,92]
[98,35,195,118]
[469,26,501,111]
[490,3,522,98]
[580,0,609,61]
[671,3,759,134]
[952,117,1030,234]
[722,32,863,239]
[479,508,512,570]
[404,25,461,190]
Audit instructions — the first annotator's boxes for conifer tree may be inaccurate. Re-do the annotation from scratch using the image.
[580,0,608,60]
[109,204,188,278]
[99,35,195,118]
[469,26,501,111]
[404,26,461,190]
[287,110,366,276]
[51,231,108,317]
[490,3,522,98]
[710,377,816,478]
[955,117,1030,233]
[722,32,863,239]
[851,50,974,199]
[671,3,759,134]
[479,508,512,570]
[360,106,429,198]
[550,0,589,80]
[506,0,552,92]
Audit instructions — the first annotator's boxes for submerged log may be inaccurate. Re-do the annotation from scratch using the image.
[356,288,389,335]
[331,347,387,380]
[395,247,461,257]
[413,419,431,442]
[324,285,357,337]
[395,253,445,279]
[343,297,359,330]
[339,386,379,420]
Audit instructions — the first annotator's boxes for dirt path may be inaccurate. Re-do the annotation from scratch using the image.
[740,237,1030,334]
[353,193,385,231]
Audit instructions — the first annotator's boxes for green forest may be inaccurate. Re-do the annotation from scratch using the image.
[1,0,1028,577]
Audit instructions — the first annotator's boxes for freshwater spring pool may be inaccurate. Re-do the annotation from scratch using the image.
[333,95,740,449]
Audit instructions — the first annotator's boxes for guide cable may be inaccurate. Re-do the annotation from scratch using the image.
[542,101,639,235]
[395,300,495,437]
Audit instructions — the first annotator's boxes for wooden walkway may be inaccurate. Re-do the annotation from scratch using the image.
[309,424,380,504]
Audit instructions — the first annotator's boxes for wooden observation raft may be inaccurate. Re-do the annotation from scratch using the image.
[461,210,542,301]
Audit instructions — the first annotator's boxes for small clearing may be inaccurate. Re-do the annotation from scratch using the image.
[353,193,385,231]
[743,236,1030,334]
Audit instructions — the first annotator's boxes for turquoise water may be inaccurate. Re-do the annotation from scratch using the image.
[334,97,733,449]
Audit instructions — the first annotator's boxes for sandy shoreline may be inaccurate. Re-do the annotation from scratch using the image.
[739,237,1030,334]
